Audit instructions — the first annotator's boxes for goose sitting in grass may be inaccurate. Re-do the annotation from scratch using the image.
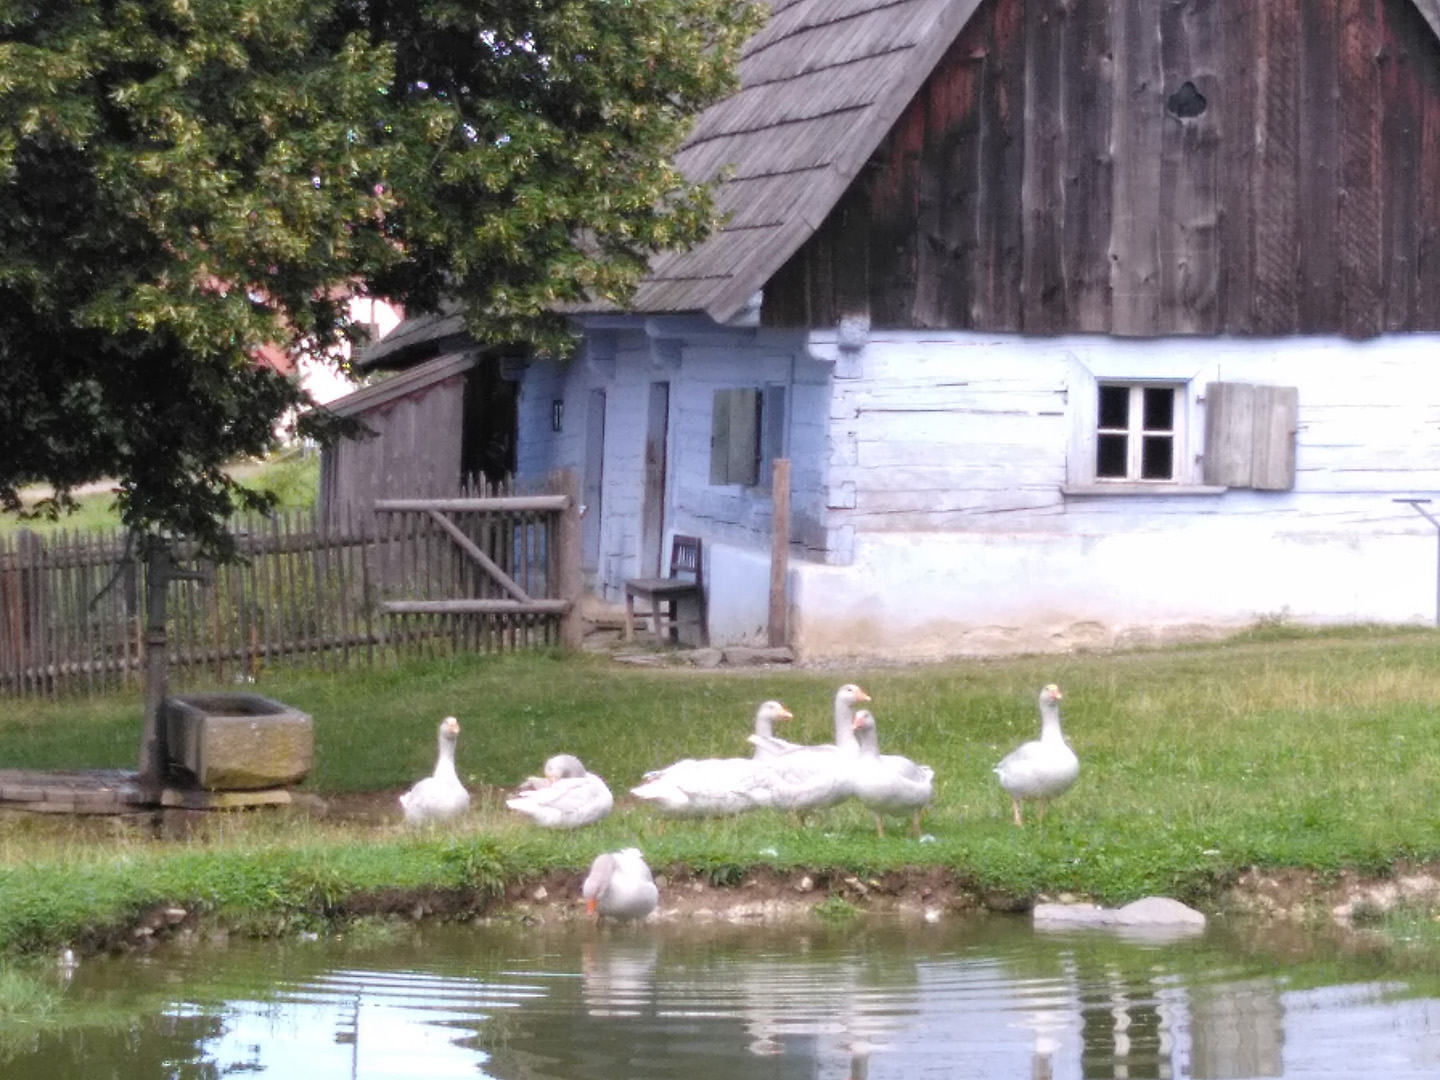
[629,755,777,817]
[993,684,1079,826]
[399,716,470,826]
[583,848,659,922]
[506,754,614,829]
[849,709,934,838]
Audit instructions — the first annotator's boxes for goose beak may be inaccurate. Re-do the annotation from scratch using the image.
[586,897,597,916]
[857,688,871,703]
[779,707,793,719]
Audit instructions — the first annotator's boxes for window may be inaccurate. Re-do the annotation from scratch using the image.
[1064,355,1298,495]
[1064,355,1212,494]
[1096,383,1178,482]
[710,386,786,488]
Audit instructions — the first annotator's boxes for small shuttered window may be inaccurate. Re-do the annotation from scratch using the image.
[1202,382,1298,491]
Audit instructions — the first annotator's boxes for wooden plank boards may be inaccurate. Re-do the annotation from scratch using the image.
[750,0,1440,338]
[1159,0,1222,334]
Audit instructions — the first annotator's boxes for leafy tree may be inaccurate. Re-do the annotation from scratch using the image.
[0,0,761,557]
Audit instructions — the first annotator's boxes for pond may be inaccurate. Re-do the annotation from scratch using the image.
[6,913,1440,1079]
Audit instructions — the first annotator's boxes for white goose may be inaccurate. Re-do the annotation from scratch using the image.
[747,683,872,759]
[850,709,934,837]
[506,754,615,829]
[994,684,1079,826]
[746,700,799,759]
[399,716,470,825]
[583,848,659,922]
[629,755,777,817]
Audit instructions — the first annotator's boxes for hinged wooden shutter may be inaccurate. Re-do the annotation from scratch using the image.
[710,389,759,485]
[1203,382,1298,491]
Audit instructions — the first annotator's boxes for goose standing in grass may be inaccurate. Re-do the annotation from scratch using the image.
[850,709,934,838]
[832,683,872,753]
[746,700,800,759]
[748,683,872,759]
[994,684,1079,826]
[583,848,659,922]
[399,716,470,826]
[506,754,614,829]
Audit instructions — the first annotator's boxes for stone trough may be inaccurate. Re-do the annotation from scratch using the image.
[162,692,313,809]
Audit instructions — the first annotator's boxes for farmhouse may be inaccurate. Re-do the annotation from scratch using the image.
[335,0,1440,661]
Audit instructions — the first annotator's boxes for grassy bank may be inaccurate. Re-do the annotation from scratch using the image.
[4,624,1440,955]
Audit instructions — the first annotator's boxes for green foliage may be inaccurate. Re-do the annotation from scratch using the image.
[0,0,762,558]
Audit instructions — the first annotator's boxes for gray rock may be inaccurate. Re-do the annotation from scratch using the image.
[1034,896,1205,935]
[720,646,795,666]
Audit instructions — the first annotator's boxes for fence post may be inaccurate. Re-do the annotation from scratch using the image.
[554,469,583,650]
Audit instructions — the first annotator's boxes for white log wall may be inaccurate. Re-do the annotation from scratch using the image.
[521,322,1440,657]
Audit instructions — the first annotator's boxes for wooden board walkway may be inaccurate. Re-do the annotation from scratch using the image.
[0,769,149,813]
[0,769,294,813]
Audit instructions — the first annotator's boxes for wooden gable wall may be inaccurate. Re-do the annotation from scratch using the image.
[763,0,1440,338]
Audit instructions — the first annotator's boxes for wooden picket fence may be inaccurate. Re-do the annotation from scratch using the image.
[0,479,580,698]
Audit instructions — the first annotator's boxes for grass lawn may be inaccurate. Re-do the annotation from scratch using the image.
[2,623,1440,954]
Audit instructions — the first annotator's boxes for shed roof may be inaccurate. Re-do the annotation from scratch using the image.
[324,351,476,417]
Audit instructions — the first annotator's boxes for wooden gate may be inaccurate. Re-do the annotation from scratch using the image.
[371,484,581,650]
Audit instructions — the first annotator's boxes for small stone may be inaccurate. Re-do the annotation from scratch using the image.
[531,886,548,902]
[162,907,187,926]
[796,875,814,893]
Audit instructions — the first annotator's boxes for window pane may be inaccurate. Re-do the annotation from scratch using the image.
[1143,387,1174,432]
[1097,433,1128,478]
[1141,435,1174,479]
[1098,384,1129,430]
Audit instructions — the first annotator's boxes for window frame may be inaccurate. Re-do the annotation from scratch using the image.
[709,384,787,490]
[1064,355,1223,495]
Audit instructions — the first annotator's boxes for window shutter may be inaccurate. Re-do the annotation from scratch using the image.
[710,389,759,485]
[709,390,732,485]
[1203,382,1298,491]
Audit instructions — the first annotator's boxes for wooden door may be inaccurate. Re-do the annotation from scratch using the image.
[640,382,670,577]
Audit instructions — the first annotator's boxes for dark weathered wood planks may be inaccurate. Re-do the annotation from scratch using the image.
[759,0,1440,339]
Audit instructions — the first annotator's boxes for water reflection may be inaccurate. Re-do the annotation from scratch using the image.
[7,918,1440,1079]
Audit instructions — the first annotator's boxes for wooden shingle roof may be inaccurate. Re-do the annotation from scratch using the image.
[585,0,986,323]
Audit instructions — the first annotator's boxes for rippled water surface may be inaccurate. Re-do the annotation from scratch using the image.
[7,915,1440,1079]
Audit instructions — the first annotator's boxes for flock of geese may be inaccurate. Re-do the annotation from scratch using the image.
[398,683,1079,921]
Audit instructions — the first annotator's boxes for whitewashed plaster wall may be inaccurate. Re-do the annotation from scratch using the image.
[791,330,1440,660]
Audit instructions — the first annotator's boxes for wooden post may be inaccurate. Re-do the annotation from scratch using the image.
[769,458,790,648]
[554,469,584,650]
[138,546,172,792]
[138,543,209,795]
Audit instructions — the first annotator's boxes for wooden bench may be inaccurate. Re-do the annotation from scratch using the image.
[623,535,708,646]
